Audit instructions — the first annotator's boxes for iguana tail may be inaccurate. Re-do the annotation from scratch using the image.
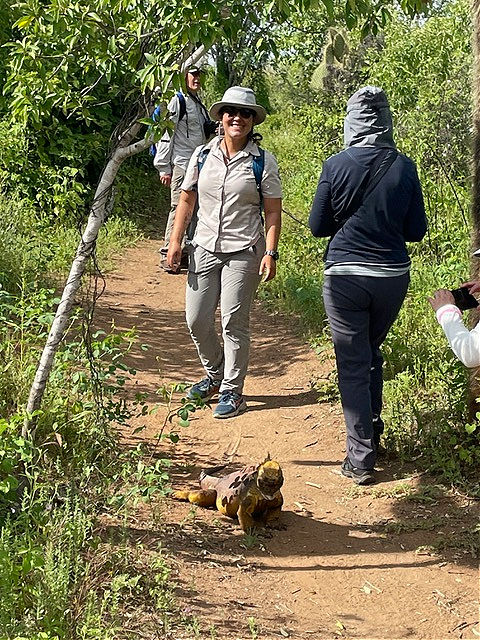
[172,490,191,501]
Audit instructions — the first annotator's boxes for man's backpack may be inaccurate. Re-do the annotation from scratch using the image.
[149,92,187,156]
[197,146,266,216]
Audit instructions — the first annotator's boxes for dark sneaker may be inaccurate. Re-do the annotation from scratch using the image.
[341,458,375,485]
[187,377,221,401]
[212,391,247,419]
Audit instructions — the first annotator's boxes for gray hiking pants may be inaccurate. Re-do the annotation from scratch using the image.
[160,165,185,256]
[323,273,410,469]
[185,237,265,394]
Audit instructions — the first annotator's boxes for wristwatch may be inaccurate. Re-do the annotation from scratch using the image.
[264,250,279,260]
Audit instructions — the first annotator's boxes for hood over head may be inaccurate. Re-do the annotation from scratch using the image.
[344,86,395,149]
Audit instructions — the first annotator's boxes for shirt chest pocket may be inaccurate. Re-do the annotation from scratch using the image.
[230,165,259,202]
[237,164,257,182]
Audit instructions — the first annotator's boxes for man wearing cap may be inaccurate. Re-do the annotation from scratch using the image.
[166,86,282,418]
[429,274,480,367]
[154,66,214,273]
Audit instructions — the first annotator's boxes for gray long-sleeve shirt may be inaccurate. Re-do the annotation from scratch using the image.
[153,93,208,175]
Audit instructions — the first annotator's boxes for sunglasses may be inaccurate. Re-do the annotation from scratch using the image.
[220,106,255,119]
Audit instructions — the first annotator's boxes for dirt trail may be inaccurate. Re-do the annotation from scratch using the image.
[97,239,478,640]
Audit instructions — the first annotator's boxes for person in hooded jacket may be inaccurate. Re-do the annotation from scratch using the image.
[309,86,427,485]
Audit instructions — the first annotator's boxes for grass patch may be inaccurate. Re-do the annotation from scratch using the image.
[345,483,445,503]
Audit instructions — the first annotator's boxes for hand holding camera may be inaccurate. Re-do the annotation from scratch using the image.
[428,285,479,312]
[450,286,479,311]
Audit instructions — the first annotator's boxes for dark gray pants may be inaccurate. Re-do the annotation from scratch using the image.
[323,273,410,469]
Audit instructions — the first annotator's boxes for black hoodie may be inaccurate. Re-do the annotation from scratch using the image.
[309,87,427,269]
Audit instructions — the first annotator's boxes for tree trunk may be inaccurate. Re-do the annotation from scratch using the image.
[23,135,150,435]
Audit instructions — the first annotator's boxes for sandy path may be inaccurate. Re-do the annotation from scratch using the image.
[97,239,479,640]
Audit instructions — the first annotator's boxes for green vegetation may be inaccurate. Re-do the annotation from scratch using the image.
[0,0,478,635]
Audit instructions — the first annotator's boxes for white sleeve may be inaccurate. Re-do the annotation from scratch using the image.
[153,132,173,175]
[436,304,480,367]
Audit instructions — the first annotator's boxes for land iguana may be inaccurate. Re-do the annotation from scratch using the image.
[172,456,284,531]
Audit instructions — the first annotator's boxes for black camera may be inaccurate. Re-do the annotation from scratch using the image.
[450,286,479,311]
[203,119,218,138]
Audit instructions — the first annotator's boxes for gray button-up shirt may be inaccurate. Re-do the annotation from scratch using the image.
[182,138,282,253]
[153,93,208,175]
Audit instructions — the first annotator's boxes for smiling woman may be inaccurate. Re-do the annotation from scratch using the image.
[167,86,282,419]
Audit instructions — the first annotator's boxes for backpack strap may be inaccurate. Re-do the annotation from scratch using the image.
[149,105,163,156]
[252,148,265,194]
[176,92,187,122]
[197,145,209,174]
[252,148,265,222]
[363,149,397,199]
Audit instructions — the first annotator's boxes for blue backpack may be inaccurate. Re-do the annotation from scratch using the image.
[149,92,187,156]
[197,146,266,217]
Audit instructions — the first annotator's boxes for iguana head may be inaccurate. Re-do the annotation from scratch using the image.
[256,457,283,500]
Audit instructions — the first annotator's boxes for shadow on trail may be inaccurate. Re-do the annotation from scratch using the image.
[95,295,317,398]
[99,508,441,572]
[245,389,317,411]
[385,472,480,568]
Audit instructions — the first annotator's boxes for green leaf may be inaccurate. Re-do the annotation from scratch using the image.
[322,0,334,20]
[14,16,34,29]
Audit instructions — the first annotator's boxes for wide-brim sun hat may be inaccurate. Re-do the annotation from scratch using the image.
[209,86,267,125]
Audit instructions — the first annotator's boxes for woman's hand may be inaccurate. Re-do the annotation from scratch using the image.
[259,255,276,282]
[462,280,480,295]
[428,288,456,312]
[166,240,182,272]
